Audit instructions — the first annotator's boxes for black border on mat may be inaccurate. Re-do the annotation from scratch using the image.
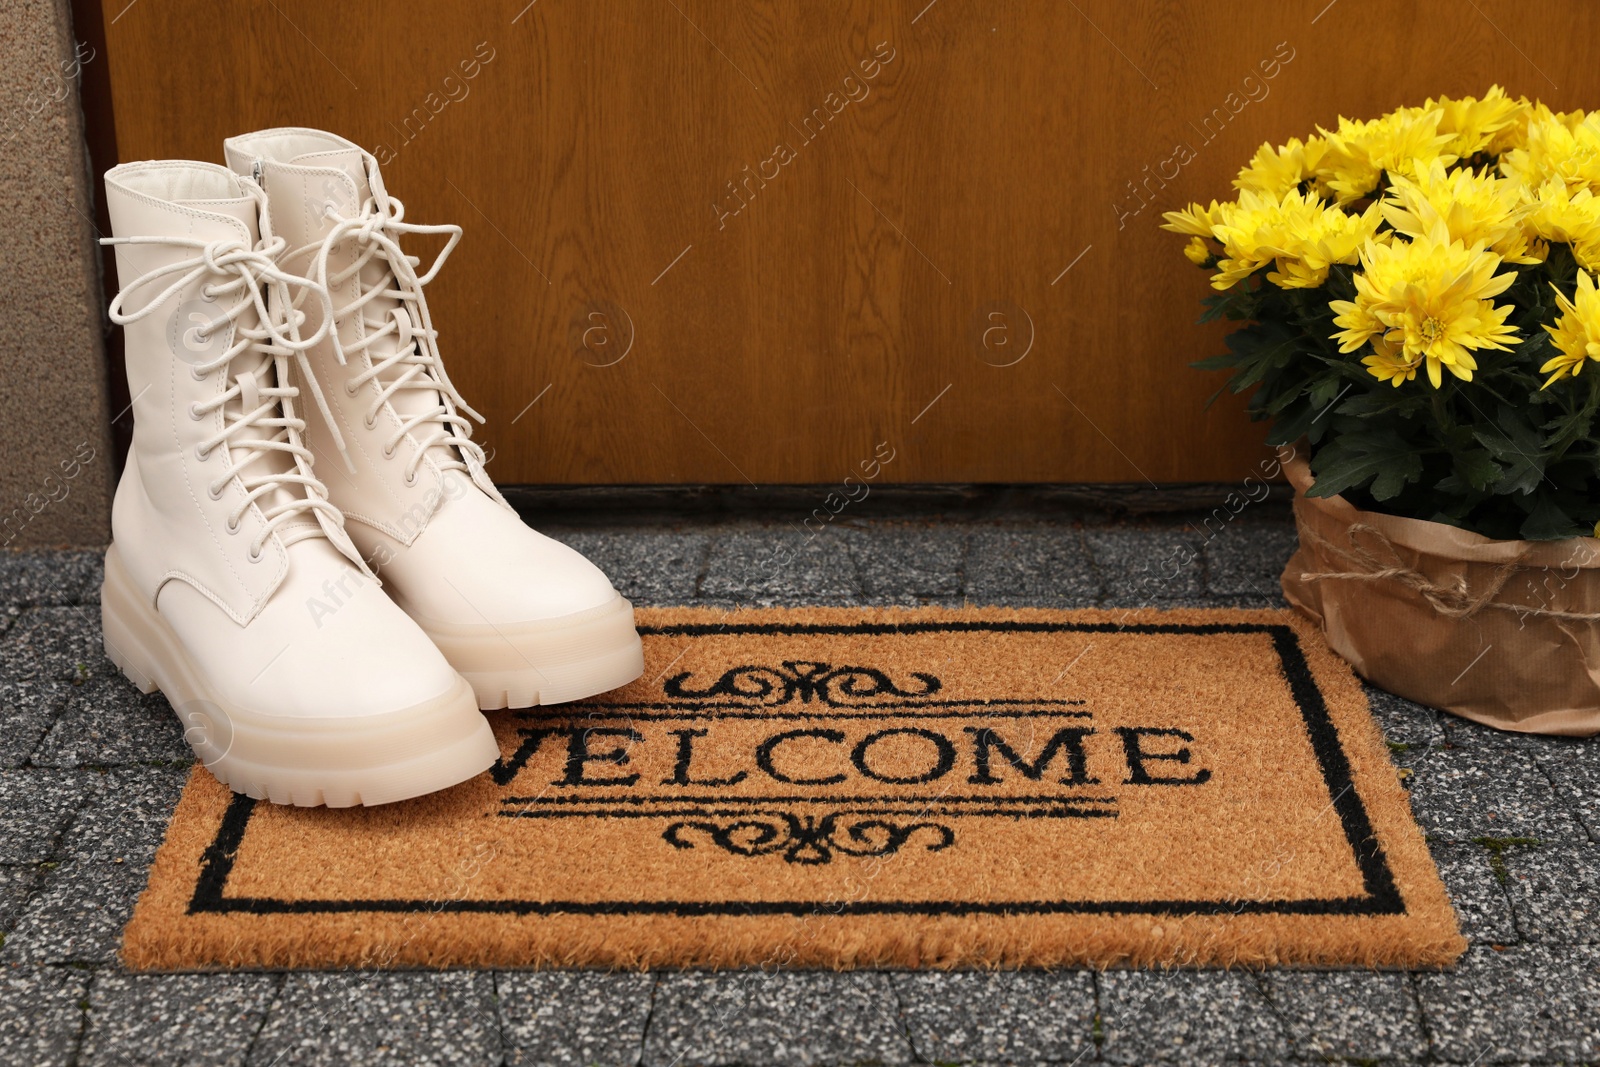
[187,620,1406,918]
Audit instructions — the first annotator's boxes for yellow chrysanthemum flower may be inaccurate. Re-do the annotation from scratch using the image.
[1182,236,1211,265]
[1329,221,1520,388]
[1426,85,1528,158]
[1481,94,1553,156]
[1316,108,1458,204]
[1266,201,1387,289]
[1234,136,1329,199]
[1186,189,1380,291]
[1360,334,1423,388]
[1205,189,1310,289]
[1540,270,1600,386]
[1501,109,1600,194]
[1525,179,1600,270]
[1382,160,1543,265]
[1530,101,1591,133]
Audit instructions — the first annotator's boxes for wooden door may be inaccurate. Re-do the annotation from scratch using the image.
[85,0,1600,484]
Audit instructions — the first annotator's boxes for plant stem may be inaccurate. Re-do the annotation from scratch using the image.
[1430,388,1452,434]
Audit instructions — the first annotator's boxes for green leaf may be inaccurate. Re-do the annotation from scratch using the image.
[1307,430,1426,502]
[1517,331,1553,365]
[1425,509,1475,531]
[1225,321,1301,392]
[1307,376,1348,411]
[1197,288,1257,324]
[1265,399,1321,447]
[1472,407,1547,496]
[1519,495,1585,540]
[1339,389,1423,419]
[1451,448,1502,493]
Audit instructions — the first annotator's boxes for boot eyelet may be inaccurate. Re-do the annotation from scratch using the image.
[188,403,204,421]
[208,483,224,501]
[190,367,208,382]
[344,381,358,396]
[225,515,239,533]
[247,544,263,563]
[364,413,377,430]
[382,443,395,459]
[403,470,417,486]
[194,445,209,461]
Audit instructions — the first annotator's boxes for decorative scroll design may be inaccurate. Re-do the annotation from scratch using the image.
[663,660,940,706]
[663,811,954,865]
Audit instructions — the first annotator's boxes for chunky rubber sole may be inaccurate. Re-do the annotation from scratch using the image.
[411,595,646,710]
[100,546,500,807]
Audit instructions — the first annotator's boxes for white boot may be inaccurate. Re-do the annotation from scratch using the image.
[222,129,644,710]
[101,160,498,806]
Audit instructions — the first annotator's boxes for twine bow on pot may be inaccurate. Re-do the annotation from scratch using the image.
[1298,521,1600,623]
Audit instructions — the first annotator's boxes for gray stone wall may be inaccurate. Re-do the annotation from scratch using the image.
[0,0,113,549]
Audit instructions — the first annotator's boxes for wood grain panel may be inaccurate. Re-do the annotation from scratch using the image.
[92,0,1600,484]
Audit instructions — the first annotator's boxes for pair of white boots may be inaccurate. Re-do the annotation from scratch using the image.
[101,128,643,807]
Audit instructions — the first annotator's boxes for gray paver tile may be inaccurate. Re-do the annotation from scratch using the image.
[1429,842,1519,945]
[1263,969,1426,1062]
[839,524,965,601]
[1503,841,1600,943]
[1202,520,1297,601]
[0,963,88,1067]
[4,767,187,964]
[1087,528,1205,606]
[0,606,104,684]
[0,862,39,933]
[58,765,189,865]
[1364,685,1447,750]
[643,971,912,1067]
[0,769,93,864]
[1537,743,1600,844]
[1414,944,1600,1063]
[32,675,190,768]
[498,971,653,1067]
[0,678,69,767]
[5,859,150,966]
[0,549,102,608]
[699,529,860,605]
[891,970,1096,1064]
[247,972,500,1067]
[1098,969,1287,1064]
[965,526,1099,604]
[82,972,280,1067]
[1403,743,1586,843]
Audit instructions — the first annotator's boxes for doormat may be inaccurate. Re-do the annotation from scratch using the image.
[122,606,1464,970]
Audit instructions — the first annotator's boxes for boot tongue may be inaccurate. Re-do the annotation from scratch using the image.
[178,194,322,548]
[294,147,466,477]
[171,194,261,243]
[288,147,375,218]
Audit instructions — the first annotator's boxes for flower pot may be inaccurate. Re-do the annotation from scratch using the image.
[1279,447,1600,736]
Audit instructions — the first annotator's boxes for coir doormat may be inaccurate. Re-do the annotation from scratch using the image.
[123,607,1464,970]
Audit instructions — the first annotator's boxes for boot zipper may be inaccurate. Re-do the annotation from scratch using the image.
[252,159,264,183]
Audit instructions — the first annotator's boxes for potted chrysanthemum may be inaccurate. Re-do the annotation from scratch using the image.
[1165,86,1600,736]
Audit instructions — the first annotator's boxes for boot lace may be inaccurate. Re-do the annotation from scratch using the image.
[287,190,488,486]
[103,208,354,562]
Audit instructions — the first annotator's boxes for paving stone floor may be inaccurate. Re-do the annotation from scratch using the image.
[1,502,1596,1066]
